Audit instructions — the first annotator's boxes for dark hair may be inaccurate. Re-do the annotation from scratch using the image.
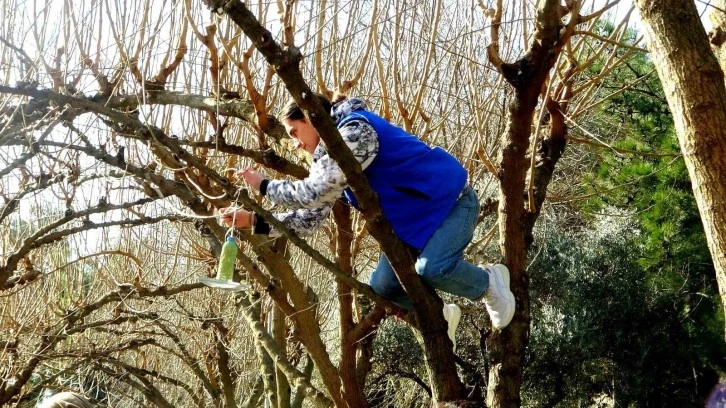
[278,92,347,121]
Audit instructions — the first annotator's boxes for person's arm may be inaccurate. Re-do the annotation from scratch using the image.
[219,204,333,237]
[265,119,379,208]
[253,204,333,237]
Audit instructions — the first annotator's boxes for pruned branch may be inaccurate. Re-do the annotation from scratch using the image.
[484,0,504,71]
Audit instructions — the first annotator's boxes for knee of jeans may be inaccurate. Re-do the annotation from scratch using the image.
[415,257,450,282]
[369,273,402,298]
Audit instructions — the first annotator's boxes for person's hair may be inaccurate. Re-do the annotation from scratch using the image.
[278,92,347,121]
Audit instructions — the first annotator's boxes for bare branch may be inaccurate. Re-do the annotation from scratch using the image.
[484,0,504,71]
[237,294,334,407]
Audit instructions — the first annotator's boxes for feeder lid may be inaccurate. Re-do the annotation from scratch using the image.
[198,276,250,292]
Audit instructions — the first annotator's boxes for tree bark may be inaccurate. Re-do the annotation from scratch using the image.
[635,0,726,339]
[274,305,292,408]
[332,202,368,407]
[709,0,726,73]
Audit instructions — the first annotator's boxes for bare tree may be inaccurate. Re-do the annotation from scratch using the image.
[484,0,635,405]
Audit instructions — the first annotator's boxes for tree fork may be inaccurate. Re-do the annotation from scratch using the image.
[486,0,576,406]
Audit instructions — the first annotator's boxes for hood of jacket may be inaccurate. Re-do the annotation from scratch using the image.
[331,98,368,125]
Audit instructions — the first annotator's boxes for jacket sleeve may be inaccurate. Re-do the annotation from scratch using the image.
[265,119,378,209]
[253,203,333,237]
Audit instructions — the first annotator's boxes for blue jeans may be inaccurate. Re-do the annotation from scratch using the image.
[369,186,490,309]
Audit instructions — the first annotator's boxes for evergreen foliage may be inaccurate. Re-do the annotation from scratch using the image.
[526,216,725,407]
[522,22,725,407]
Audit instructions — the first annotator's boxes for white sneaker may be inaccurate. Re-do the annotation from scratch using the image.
[442,303,461,352]
[482,264,515,330]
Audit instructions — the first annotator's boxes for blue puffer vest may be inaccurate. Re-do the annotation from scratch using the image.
[339,110,468,249]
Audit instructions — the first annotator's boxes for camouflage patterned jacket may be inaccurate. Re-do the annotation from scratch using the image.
[253,98,378,237]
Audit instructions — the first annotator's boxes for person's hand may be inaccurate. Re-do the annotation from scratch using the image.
[236,168,264,191]
[219,207,253,229]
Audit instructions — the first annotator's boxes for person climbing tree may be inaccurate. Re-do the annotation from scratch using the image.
[220,94,515,346]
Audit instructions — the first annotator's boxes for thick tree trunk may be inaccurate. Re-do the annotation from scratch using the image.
[635,0,726,338]
[708,0,726,73]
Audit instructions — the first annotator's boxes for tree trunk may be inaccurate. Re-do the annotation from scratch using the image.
[488,96,533,408]
[486,1,570,406]
[635,0,726,339]
[332,202,368,407]
[709,0,726,73]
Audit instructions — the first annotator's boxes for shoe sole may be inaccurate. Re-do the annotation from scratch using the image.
[490,264,515,329]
